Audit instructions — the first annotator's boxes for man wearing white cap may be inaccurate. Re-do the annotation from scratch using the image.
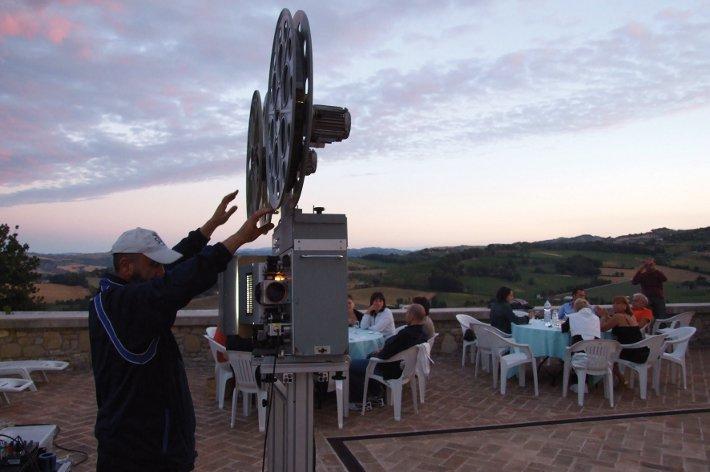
[89,190,273,472]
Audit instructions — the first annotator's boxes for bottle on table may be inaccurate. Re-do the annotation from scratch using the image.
[543,299,552,325]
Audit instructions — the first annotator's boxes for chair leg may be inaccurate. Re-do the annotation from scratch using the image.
[681,361,687,390]
[230,387,237,428]
[2,392,9,405]
[343,375,349,417]
[474,350,480,377]
[562,362,570,398]
[257,391,267,433]
[653,361,661,395]
[41,371,49,382]
[214,365,220,402]
[392,383,403,421]
[243,392,251,417]
[471,344,476,364]
[518,365,526,387]
[335,379,343,429]
[361,376,370,416]
[628,366,635,388]
[461,343,466,368]
[500,363,508,396]
[218,373,226,410]
[577,370,586,406]
[608,371,615,408]
[639,368,648,400]
[492,356,499,389]
[410,381,419,414]
[417,374,426,404]
[531,360,539,397]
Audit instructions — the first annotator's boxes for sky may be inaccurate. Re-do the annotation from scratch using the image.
[1,0,709,253]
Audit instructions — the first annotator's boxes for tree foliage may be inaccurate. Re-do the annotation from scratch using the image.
[0,224,41,311]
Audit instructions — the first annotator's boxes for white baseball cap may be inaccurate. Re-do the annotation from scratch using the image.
[110,227,181,264]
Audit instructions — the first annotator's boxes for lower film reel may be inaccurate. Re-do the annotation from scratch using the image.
[246,90,270,225]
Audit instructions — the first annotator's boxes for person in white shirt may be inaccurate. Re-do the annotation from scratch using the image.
[562,298,601,344]
[359,291,395,338]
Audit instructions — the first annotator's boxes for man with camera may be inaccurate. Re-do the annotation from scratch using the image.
[89,190,273,472]
[632,258,668,320]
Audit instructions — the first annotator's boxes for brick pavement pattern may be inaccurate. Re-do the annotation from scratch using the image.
[1,347,708,471]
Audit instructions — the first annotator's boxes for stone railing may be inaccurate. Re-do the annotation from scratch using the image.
[1,303,708,370]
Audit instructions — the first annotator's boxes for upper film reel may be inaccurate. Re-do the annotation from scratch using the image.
[264,9,314,210]
[246,90,270,225]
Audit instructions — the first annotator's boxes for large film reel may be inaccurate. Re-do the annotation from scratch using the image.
[246,90,269,224]
[247,8,351,216]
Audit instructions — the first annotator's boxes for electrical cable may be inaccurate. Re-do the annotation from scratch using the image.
[261,335,280,472]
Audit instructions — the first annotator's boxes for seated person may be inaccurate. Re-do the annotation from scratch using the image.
[600,295,649,386]
[412,296,436,339]
[348,304,429,407]
[490,286,528,334]
[360,291,395,338]
[347,294,364,327]
[561,298,601,344]
[631,293,654,330]
[557,287,587,319]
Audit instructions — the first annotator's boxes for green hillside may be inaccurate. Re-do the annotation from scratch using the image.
[348,227,710,307]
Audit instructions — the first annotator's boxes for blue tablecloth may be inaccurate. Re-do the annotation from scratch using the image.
[512,320,570,359]
[512,320,613,359]
[348,327,385,359]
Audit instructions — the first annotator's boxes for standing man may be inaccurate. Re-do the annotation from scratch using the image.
[632,258,668,320]
[89,190,273,472]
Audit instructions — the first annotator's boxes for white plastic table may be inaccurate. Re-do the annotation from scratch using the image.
[348,327,385,359]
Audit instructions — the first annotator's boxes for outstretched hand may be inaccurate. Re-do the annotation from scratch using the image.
[221,206,275,254]
[236,207,275,244]
[201,190,239,238]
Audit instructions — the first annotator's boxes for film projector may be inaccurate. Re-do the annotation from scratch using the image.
[218,9,351,471]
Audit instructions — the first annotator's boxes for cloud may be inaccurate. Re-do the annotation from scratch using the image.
[1,1,709,207]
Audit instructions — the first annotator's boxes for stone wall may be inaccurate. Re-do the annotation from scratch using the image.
[1,304,708,370]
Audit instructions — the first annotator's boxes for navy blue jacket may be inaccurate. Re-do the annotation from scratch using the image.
[376,325,428,379]
[88,229,232,470]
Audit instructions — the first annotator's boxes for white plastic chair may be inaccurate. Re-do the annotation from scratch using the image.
[660,327,696,390]
[361,344,420,421]
[415,335,437,403]
[204,335,234,409]
[486,328,538,397]
[562,339,621,407]
[471,323,510,384]
[318,371,348,429]
[226,351,268,432]
[456,314,482,368]
[653,311,694,335]
[617,335,666,400]
[0,360,69,388]
[205,326,217,338]
[0,378,35,405]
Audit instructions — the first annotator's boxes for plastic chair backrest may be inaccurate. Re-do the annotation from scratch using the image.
[570,339,620,371]
[670,311,695,329]
[206,326,217,338]
[482,326,512,350]
[427,333,439,349]
[386,344,420,381]
[624,334,666,364]
[455,314,476,335]
[664,326,696,358]
[227,351,258,390]
[205,335,227,365]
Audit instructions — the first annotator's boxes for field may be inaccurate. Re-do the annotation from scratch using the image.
[34,283,90,303]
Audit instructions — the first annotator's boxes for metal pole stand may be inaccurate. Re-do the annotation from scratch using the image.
[256,357,348,472]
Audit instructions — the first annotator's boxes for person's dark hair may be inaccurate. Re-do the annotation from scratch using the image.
[412,296,430,316]
[347,294,353,300]
[496,286,512,303]
[369,292,386,311]
[571,287,585,297]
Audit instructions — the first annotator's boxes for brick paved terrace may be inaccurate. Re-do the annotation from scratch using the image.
[1,348,709,471]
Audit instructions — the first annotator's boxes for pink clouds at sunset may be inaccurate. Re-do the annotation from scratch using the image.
[0,1,709,252]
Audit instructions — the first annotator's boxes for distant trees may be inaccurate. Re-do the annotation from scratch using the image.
[427,270,464,292]
[0,224,42,311]
[47,272,91,288]
[554,255,601,277]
